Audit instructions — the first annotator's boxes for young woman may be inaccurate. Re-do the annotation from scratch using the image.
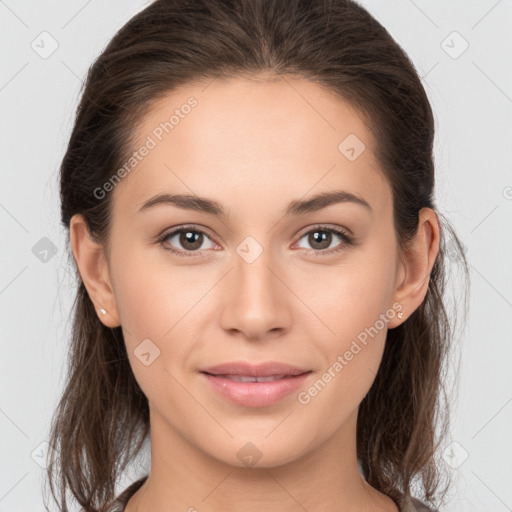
[45,1,469,511]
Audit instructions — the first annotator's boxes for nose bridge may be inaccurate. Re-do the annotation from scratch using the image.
[233,233,280,302]
[219,233,290,337]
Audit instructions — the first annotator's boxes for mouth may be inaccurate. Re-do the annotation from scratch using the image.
[202,373,303,382]
[199,366,313,407]
[200,360,310,378]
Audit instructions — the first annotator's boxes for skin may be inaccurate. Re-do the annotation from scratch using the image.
[70,75,439,512]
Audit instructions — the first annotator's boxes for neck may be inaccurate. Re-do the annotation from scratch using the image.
[126,407,398,512]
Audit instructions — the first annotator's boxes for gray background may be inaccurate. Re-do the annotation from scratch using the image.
[1,0,511,510]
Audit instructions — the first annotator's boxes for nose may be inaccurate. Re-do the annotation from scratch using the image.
[218,241,292,341]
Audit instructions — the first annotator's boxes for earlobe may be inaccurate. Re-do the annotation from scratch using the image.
[69,214,121,328]
[388,207,440,329]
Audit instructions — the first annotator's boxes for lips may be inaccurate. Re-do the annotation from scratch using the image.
[213,374,291,382]
[199,361,312,407]
[200,361,309,378]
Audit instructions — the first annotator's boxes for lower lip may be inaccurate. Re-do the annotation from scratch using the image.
[201,372,312,407]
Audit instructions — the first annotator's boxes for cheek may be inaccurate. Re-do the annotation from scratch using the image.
[300,240,396,397]
[108,243,213,396]
[304,251,396,345]
[109,256,182,405]
[298,272,392,428]
[111,258,167,337]
[109,242,204,339]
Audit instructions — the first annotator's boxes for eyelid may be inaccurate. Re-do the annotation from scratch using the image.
[157,223,355,257]
[295,223,353,239]
[292,224,354,255]
[157,224,219,256]
[157,224,217,242]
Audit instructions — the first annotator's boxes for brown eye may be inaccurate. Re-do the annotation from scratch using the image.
[307,230,333,250]
[160,227,216,256]
[177,230,203,251]
[295,226,353,255]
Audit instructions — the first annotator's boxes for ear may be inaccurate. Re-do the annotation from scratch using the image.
[387,207,440,328]
[69,214,121,328]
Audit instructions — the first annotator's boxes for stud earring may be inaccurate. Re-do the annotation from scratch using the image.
[397,311,403,319]
[99,308,107,315]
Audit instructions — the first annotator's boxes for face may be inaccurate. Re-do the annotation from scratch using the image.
[105,76,403,468]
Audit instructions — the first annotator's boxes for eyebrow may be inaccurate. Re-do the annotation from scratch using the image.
[137,190,372,217]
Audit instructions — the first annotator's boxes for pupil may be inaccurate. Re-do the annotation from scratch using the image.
[181,231,202,250]
[310,231,330,249]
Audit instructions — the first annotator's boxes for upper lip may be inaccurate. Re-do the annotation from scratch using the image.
[200,361,311,377]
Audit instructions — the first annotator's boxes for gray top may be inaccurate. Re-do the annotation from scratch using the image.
[103,476,438,512]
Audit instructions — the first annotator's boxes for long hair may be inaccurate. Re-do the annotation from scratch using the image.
[46,0,470,510]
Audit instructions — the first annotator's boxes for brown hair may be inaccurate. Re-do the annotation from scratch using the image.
[46,0,469,510]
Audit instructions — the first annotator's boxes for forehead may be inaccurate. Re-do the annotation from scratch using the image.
[112,76,391,218]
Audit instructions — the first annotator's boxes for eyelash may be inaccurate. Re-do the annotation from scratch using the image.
[157,224,355,258]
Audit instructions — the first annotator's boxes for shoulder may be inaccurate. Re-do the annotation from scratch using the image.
[102,476,149,512]
[409,496,439,512]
